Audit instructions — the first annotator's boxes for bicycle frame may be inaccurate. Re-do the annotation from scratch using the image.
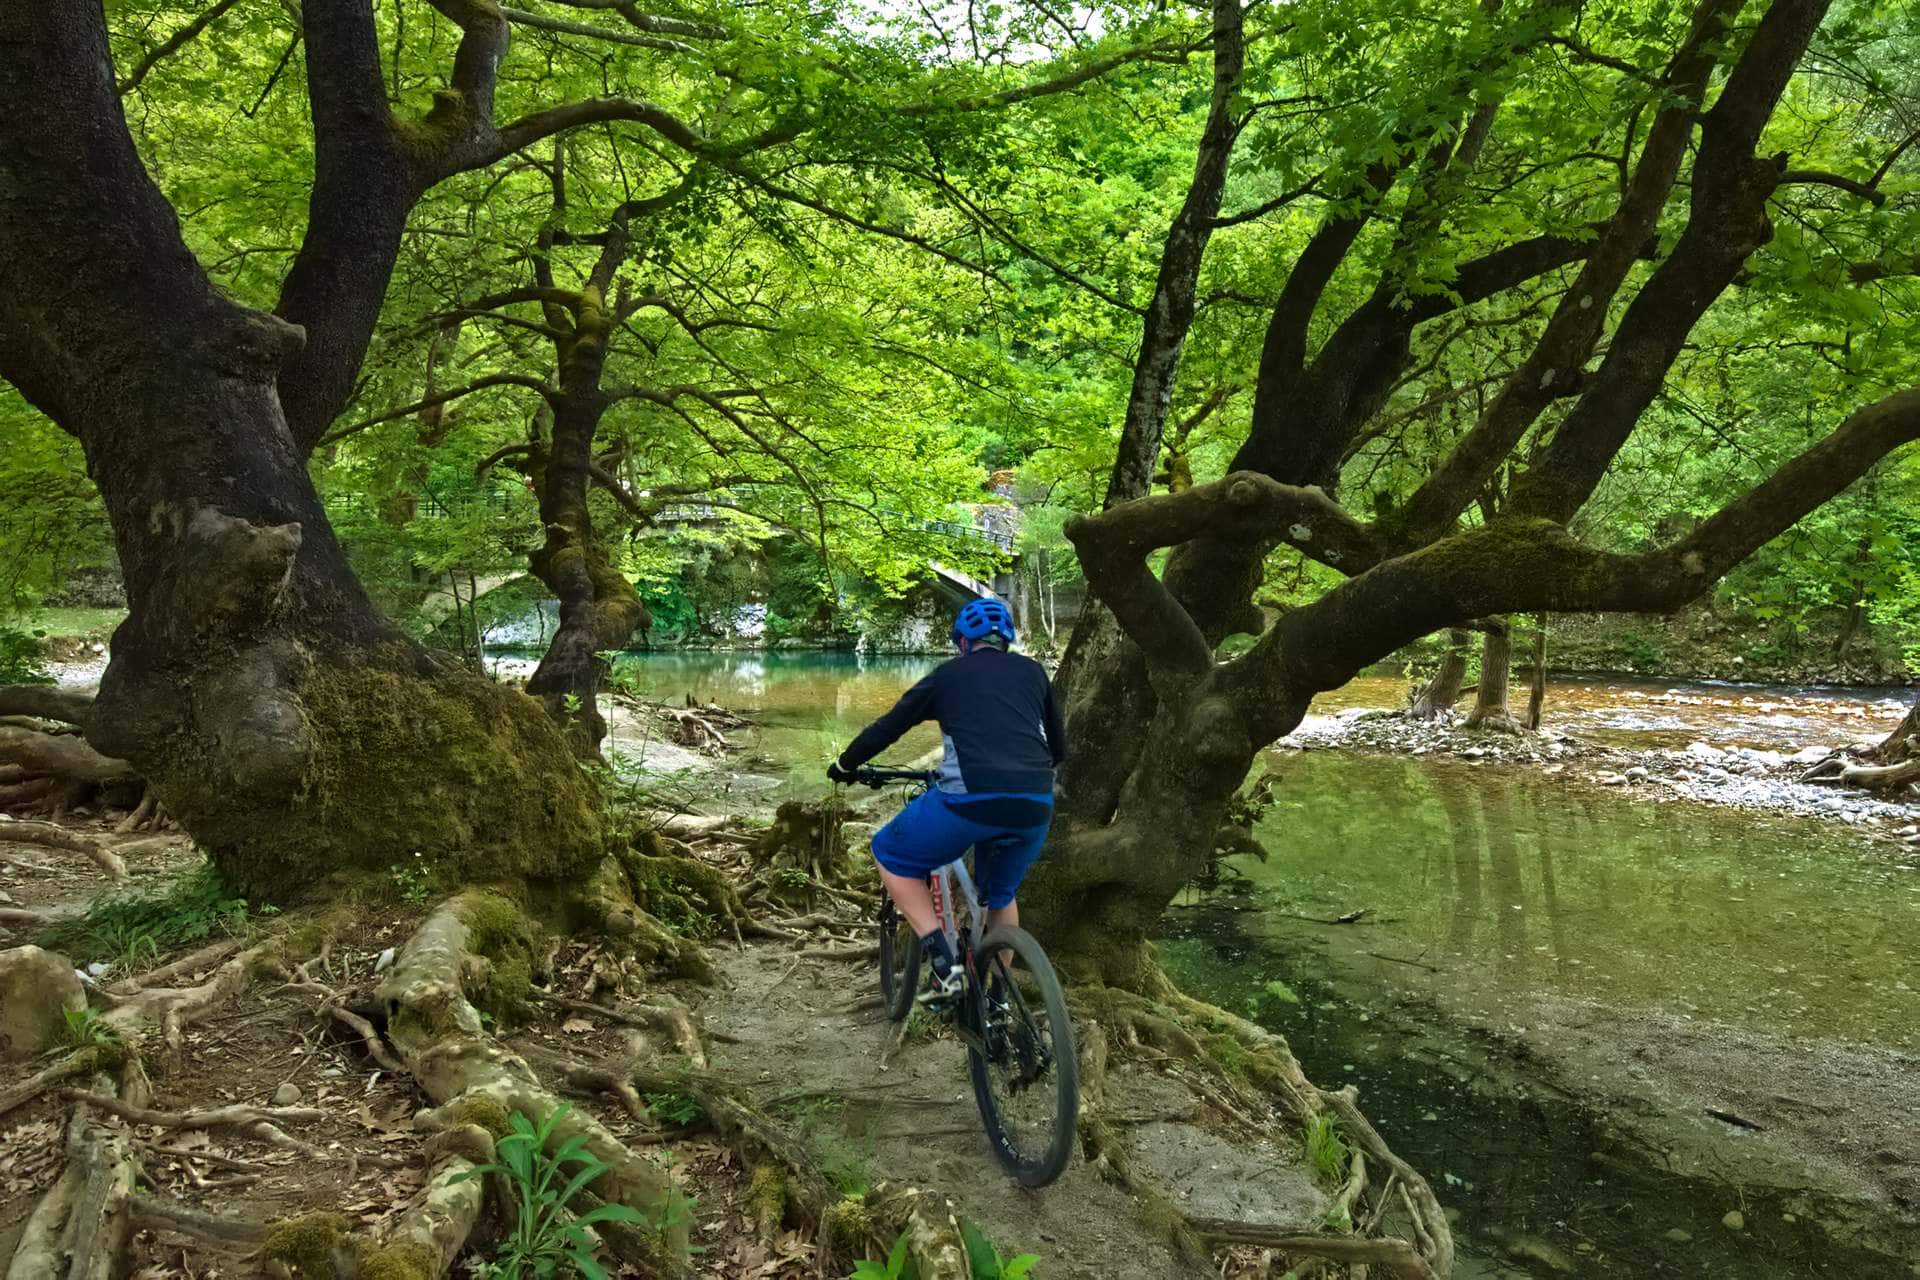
[928,856,987,957]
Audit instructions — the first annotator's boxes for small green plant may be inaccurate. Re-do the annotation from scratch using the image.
[388,853,433,905]
[959,1219,1039,1279]
[902,1006,936,1045]
[44,860,254,969]
[1305,1112,1350,1185]
[562,691,584,718]
[776,1096,872,1197]
[455,1103,644,1280]
[848,1233,918,1280]
[642,1089,704,1128]
[49,1006,116,1053]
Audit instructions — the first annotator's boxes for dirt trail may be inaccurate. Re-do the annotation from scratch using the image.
[698,943,1329,1279]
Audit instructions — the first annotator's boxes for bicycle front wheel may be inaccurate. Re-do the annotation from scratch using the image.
[967,925,1079,1187]
[876,898,921,1022]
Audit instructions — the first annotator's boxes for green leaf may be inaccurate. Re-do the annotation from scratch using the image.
[959,1219,1000,1280]
[1002,1256,1041,1279]
[573,1202,648,1227]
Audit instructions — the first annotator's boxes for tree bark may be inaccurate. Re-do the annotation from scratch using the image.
[1526,614,1547,730]
[1870,698,1920,764]
[0,1,604,900]
[467,185,654,757]
[1465,621,1523,733]
[1408,629,1471,720]
[522,304,652,756]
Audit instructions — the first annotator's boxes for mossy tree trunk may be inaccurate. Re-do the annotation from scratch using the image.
[1408,629,1471,720]
[0,0,612,900]
[1464,621,1523,733]
[506,194,658,758]
[1031,0,1915,987]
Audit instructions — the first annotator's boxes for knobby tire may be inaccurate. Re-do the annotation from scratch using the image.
[967,924,1078,1187]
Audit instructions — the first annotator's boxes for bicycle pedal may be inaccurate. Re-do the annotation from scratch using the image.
[916,972,964,1009]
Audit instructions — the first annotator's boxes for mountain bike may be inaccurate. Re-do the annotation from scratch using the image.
[850,766,1079,1188]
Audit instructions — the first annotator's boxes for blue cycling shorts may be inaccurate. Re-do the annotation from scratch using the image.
[869,788,1053,910]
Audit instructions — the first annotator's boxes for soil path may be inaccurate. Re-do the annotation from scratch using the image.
[697,943,1331,1279]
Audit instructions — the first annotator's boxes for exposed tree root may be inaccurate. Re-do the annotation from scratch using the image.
[109,937,244,996]
[751,799,857,907]
[6,1164,82,1280]
[1070,980,1454,1279]
[0,1049,97,1119]
[538,991,710,1068]
[0,724,135,784]
[8,1073,141,1280]
[865,1183,970,1279]
[0,684,97,724]
[128,1195,268,1245]
[380,890,692,1273]
[618,831,754,944]
[0,818,128,879]
[59,1090,332,1162]
[113,787,160,834]
[0,777,56,808]
[644,810,741,838]
[577,855,717,982]
[1801,754,1920,792]
[379,1139,486,1275]
[104,936,283,1062]
[1463,708,1527,735]
[1187,1220,1438,1278]
[632,1062,833,1221]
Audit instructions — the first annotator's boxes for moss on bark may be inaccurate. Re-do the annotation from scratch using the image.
[176,658,605,903]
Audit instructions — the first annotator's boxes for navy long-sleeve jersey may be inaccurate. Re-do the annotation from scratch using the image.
[837,647,1065,795]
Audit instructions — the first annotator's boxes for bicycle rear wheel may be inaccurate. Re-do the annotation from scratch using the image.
[876,898,921,1022]
[967,925,1079,1187]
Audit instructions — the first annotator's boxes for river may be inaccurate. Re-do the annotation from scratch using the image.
[576,649,1919,1275]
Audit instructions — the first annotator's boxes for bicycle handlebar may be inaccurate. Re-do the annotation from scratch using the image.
[847,766,937,788]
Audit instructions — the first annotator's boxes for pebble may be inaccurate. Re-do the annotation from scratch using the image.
[1663,1228,1694,1244]
[1722,1210,1745,1231]
[272,1082,302,1107]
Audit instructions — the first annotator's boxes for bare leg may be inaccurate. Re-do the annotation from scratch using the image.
[880,865,940,937]
[986,900,1017,974]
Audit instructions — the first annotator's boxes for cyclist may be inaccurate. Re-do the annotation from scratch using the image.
[828,597,1064,1001]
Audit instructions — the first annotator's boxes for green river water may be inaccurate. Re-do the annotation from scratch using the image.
[586,650,1918,1277]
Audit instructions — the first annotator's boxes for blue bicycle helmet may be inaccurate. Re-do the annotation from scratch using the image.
[952,597,1016,647]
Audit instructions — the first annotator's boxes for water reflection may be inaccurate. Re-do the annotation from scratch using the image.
[600,650,943,779]
[1248,752,1920,1047]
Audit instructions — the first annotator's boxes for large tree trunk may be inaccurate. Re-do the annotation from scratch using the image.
[0,1,604,901]
[1408,629,1471,719]
[1869,697,1920,764]
[1465,621,1524,733]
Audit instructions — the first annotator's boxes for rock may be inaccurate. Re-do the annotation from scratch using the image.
[1597,773,1627,786]
[0,944,87,1060]
[1504,1237,1577,1272]
[1722,1210,1745,1232]
[272,1082,303,1107]
[1625,766,1649,782]
[1663,1228,1694,1244]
